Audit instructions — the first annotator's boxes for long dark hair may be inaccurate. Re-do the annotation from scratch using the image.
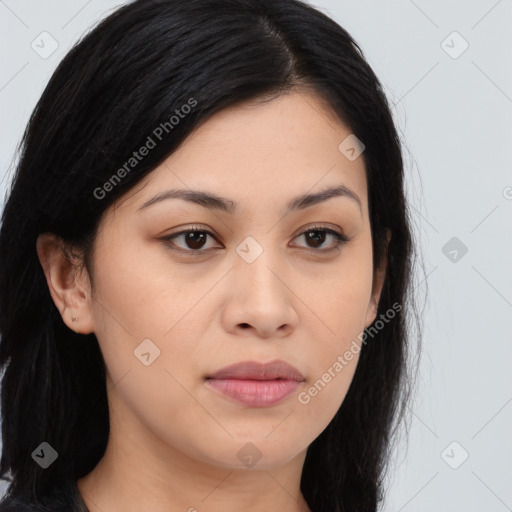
[0,0,424,510]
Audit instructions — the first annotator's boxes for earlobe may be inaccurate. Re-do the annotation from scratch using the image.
[36,232,94,334]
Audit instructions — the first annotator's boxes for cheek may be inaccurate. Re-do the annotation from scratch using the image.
[104,355,212,465]
[89,241,216,404]
[91,237,206,339]
[299,238,374,339]
[298,326,362,434]
[294,239,372,420]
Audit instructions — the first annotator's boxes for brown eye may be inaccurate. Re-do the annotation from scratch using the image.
[293,226,349,251]
[162,228,221,253]
[161,225,349,255]
[182,231,208,250]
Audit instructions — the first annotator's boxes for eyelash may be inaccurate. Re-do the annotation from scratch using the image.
[161,224,349,255]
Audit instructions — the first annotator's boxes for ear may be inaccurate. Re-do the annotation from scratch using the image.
[36,232,94,335]
[364,229,391,328]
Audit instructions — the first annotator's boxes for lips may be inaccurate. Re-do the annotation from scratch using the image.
[206,359,305,382]
[205,360,305,407]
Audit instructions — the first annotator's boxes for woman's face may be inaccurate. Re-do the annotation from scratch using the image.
[74,90,386,471]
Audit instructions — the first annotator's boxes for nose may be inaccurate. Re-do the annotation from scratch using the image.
[220,245,299,339]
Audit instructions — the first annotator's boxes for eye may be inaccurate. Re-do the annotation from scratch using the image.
[291,225,349,252]
[161,224,349,255]
[161,226,221,254]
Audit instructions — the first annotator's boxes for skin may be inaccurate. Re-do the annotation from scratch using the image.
[37,89,388,512]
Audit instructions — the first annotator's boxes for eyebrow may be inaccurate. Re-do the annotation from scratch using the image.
[137,184,362,216]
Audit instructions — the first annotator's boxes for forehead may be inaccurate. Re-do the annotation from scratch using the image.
[115,90,368,217]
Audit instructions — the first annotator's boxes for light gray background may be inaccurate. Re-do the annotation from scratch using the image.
[1,1,511,510]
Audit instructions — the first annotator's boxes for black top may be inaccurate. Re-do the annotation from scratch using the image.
[0,480,89,512]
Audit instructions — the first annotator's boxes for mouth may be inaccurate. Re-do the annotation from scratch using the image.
[205,360,305,407]
[206,359,305,381]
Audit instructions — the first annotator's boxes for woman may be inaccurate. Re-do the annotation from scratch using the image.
[0,0,422,510]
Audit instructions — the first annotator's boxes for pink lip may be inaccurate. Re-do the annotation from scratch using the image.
[205,360,304,407]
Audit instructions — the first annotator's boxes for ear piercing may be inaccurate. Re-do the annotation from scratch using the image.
[71,316,80,334]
